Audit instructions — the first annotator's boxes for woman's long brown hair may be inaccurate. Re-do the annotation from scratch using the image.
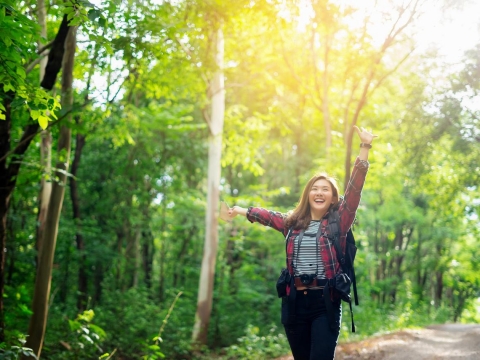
[284,173,340,230]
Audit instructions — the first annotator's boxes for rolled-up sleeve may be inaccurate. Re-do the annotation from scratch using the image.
[338,157,369,234]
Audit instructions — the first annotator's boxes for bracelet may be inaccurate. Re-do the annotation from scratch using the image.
[360,143,372,149]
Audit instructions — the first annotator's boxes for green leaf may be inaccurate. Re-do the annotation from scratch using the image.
[2,36,12,47]
[66,7,76,21]
[38,115,49,130]
[87,9,101,21]
[77,309,95,322]
[16,66,26,79]
[30,110,40,120]
[3,83,14,92]
[69,17,82,26]
[98,16,106,27]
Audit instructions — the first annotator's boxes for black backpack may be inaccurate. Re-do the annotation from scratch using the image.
[327,210,359,331]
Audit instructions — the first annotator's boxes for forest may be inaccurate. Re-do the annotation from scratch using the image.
[1,0,479,359]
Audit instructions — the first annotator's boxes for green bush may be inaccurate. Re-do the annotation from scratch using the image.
[222,324,290,360]
[0,334,37,360]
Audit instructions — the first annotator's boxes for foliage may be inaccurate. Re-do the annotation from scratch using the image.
[40,309,106,360]
[0,335,37,360]
[0,0,61,127]
[1,0,479,359]
[223,325,290,360]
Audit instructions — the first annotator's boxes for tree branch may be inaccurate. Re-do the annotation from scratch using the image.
[25,51,49,74]
[1,102,88,164]
[36,40,54,55]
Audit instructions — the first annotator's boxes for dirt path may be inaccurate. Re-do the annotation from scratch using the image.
[276,324,480,360]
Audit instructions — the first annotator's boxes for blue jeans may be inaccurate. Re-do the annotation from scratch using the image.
[282,289,342,360]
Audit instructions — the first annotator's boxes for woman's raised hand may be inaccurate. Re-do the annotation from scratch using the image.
[354,125,378,144]
[228,205,247,219]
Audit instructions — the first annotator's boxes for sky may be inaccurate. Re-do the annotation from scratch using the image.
[296,0,480,64]
[414,0,480,64]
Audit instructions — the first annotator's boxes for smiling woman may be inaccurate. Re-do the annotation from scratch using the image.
[227,126,377,360]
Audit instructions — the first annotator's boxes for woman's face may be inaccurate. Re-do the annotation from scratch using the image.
[308,179,334,219]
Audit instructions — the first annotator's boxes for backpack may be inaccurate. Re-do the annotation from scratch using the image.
[327,210,359,332]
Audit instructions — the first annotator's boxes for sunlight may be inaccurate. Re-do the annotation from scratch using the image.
[295,0,480,64]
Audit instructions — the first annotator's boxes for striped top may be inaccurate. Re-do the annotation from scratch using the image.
[293,220,325,278]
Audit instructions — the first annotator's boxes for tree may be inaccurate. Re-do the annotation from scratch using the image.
[0,3,66,341]
[23,22,77,359]
[269,0,423,187]
[193,24,225,345]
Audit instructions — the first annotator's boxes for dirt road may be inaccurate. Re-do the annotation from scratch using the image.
[277,324,480,359]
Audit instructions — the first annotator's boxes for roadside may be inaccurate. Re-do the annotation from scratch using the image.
[275,324,480,360]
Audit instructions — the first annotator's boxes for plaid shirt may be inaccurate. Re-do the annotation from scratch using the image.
[246,157,369,294]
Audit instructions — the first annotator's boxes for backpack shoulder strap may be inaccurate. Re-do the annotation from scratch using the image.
[284,227,293,267]
[327,211,347,269]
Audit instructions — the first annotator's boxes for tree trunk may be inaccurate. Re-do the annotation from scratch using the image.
[23,25,77,359]
[93,261,103,305]
[192,27,225,345]
[173,226,192,288]
[69,38,98,310]
[132,227,141,288]
[158,193,167,301]
[141,228,154,290]
[435,271,443,307]
[36,0,51,267]
[36,130,52,264]
[70,133,87,310]
[0,101,11,341]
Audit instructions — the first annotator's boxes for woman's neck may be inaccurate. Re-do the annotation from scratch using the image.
[310,210,326,221]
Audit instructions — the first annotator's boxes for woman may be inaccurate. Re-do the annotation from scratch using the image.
[227,126,376,360]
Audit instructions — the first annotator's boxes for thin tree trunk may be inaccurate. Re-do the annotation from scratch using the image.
[158,193,167,301]
[434,243,444,307]
[173,226,194,287]
[6,202,16,285]
[70,40,98,310]
[35,0,51,266]
[93,261,103,305]
[23,25,77,359]
[0,101,11,340]
[70,133,87,310]
[132,228,141,288]
[141,228,154,290]
[435,271,443,307]
[58,242,71,305]
[192,27,225,345]
[115,230,124,288]
[36,131,52,263]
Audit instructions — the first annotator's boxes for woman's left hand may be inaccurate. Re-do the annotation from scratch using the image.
[354,125,378,144]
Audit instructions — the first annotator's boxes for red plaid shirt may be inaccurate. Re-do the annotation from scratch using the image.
[246,157,369,294]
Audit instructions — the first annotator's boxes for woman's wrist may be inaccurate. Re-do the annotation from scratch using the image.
[233,206,248,217]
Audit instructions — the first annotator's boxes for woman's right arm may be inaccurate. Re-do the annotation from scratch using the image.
[229,206,286,233]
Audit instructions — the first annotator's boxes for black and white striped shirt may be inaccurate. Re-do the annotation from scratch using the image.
[293,220,325,278]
